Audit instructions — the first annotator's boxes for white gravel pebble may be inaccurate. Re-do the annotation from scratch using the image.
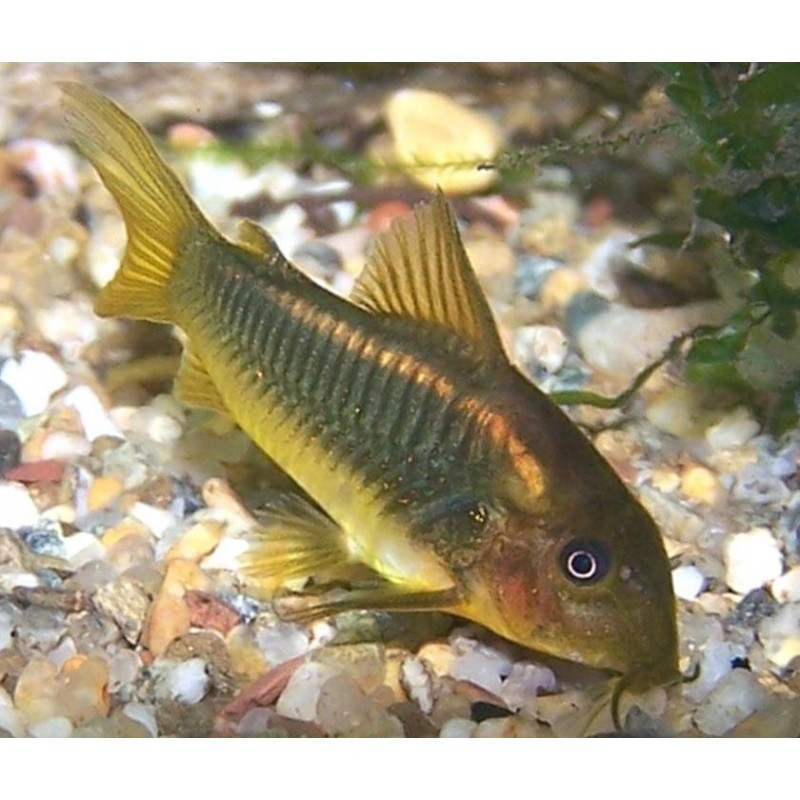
[499,662,557,713]
[771,566,800,603]
[705,407,760,451]
[46,636,78,670]
[0,706,28,738]
[61,532,106,569]
[0,608,14,650]
[276,661,336,722]
[694,669,770,736]
[759,603,800,668]
[671,564,706,601]
[6,139,79,194]
[0,482,40,529]
[514,325,569,374]
[0,572,39,592]
[40,431,92,460]
[122,703,158,737]
[450,638,513,695]
[167,657,210,704]
[257,622,310,666]
[28,716,74,738]
[130,503,176,539]
[0,350,68,416]
[723,527,783,594]
[439,718,477,738]
[62,385,123,441]
[400,657,435,714]
[201,535,249,570]
[683,638,739,703]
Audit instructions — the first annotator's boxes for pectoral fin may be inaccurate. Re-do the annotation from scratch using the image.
[239,492,349,593]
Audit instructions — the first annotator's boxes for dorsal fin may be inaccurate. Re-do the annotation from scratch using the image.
[351,193,506,362]
[237,218,278,257]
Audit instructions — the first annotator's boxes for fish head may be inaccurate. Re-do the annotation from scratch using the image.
[460,388,679,692]
[475,495,679,692]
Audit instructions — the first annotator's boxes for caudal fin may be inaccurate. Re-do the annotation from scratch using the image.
[61,82,213,323]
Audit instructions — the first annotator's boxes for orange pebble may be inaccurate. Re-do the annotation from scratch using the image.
[367,200,413,234]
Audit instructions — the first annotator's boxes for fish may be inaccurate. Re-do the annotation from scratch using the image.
[61,82,679,710]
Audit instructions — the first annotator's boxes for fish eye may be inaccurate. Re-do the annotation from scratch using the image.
[559,539,611,585]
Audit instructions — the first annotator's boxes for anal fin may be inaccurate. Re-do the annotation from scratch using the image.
[240,492,348,594]
[174,346,228,414]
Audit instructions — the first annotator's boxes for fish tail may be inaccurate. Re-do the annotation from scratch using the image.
[61,81,212,323]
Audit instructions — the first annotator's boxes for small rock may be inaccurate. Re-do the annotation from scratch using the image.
[6,138,78,194]
[164,631,234,695]
[72,712,150,738]
[759,603,800,668]
[450,638,512,695]
[184,590,241,634]
[15,606,68,655]
[400,656,435,715]
[771,567,800,604]
[129,502,176,538]
[680,465,722,505]
[93,576,151,644]
[165,657,210,704]
[0,429,21,475]
[417,642,455,676]
[122,702,158,737]
[276,661,337,722]
[650,467,681,494]
[311,643,385,695]
[161,558,212,597]
[107,649,142,694]
[316,674,403,737]
[514,325,569,374]
[705,407,760,451]
[388,701,439,738]
[39,432,91,461]
[439,717,477,738]
[723,528,783,595]
[200,535,249,571]
[257,621,310,667]
[62,385,122,442]
[384,88,501,194]
[727,696,800,737]
[645,385,718,440]
[0,350,68,417]
[0,706,27,738]
[694,669,770,736]
[0,382,24,430]
[165,520,223,562]
[499,662,557,714]
[87,475,124,511]
[61,532,107,570]
[13,656,60,724]
[28,715,74,737]
[671,565,706,601]
[57,655,111,726]
[141,591,191,656]
[367,200,413,233]
[0,481,40,528]
[225,624,268,683]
